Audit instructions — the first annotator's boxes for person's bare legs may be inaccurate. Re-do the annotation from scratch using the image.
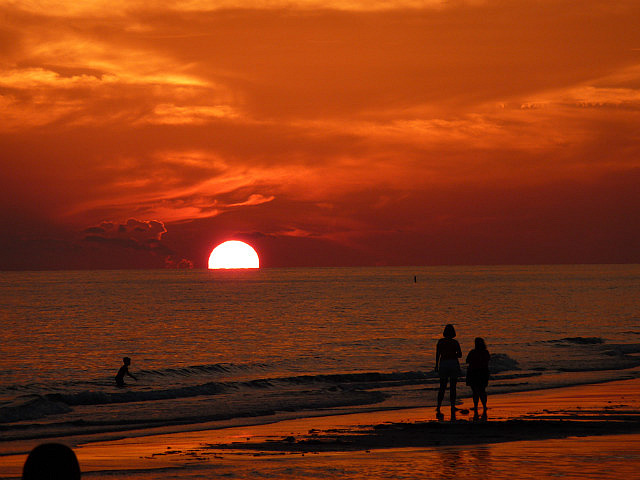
[450,377,457,411]
[472,388,479,411]
[437,377,448,415]
[449,377,458,421]
[479,387,487,410]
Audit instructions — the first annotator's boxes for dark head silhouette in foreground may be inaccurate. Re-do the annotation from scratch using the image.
[466,337,491,419]
[435,324,462,419]
[115,356,137,387]
[22,443,80,480]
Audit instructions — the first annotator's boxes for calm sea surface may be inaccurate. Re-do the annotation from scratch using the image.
[1,265,639,446]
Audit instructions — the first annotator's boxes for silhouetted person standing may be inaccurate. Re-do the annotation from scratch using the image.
[435,324,462,418]
[23,443,81,480]
[115,356,137,387]
[466,337,490,418]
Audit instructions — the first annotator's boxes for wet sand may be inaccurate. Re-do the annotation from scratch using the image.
[191,377,640,453]
[1,378,639,478]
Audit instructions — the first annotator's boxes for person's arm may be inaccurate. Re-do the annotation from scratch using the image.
[127,369,137,381]
[456,340,462,358]
[435,342,441,371]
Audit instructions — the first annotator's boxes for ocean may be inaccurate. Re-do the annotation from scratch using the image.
[1,265,639,452]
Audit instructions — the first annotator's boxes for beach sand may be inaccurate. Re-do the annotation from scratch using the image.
[1,378,640,478]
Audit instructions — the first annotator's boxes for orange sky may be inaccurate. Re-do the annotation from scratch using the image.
[1,0,639,269]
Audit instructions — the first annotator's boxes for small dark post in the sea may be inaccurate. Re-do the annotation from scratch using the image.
[414,275,417,283]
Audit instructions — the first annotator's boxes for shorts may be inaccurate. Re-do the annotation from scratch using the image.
[466,368,489,388]
[438,359,461,379]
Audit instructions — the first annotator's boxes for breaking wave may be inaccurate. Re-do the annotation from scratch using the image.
[0,396,72,423]
[489,353,519,373]
[547,337,605,345]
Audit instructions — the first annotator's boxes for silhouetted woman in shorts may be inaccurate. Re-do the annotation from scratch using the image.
[435,324,462,416]
[466,337,491,416]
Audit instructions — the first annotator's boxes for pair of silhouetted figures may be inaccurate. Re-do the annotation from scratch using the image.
[435,324,490,420]
[22,443,80,480]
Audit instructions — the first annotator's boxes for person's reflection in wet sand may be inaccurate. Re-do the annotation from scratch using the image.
[469,446,492,478]
[436,446,492,479]
[437,447,463,479]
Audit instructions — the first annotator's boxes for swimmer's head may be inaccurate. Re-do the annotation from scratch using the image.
[123,357,131,365]
[23,443,81,480]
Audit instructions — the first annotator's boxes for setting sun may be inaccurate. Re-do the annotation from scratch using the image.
[208,241,260,269]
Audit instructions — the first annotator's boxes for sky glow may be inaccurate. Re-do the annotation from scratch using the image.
[1,0,639,269]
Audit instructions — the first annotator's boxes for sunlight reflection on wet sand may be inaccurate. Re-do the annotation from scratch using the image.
[82,434,640,480]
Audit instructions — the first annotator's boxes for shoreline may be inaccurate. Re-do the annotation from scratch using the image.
[2,367,637,450]
[186,376,640,452]
[2,377,640,477]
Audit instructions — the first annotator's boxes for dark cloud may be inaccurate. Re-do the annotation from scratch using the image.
[82,219,193,268]
[84,219,166,242]
[164,255,194,269]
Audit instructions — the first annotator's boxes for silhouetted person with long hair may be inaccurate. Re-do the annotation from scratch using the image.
[466,337,490,419]
[115,356,137,387]
[435,324,462,418]
[23,443,81,480]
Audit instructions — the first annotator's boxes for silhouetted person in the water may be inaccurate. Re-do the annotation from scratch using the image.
[22,443,81,480]
[435,324,462,418]
[115,356,137,387]
[466,337,490,419]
